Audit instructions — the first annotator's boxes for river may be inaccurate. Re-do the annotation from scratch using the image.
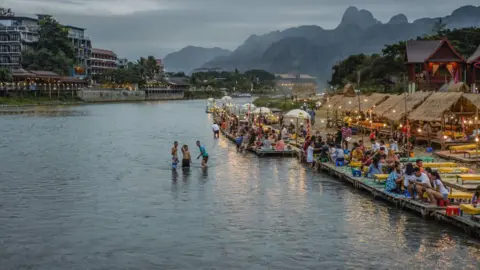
[0,100,479,270]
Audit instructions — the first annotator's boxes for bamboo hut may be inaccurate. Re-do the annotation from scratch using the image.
[342,84,356,97]
[448,82,470,93]
[336,96,359,112]
[326,94,344,108]
[462,93,480,108]
[408,92,463,122]
[372,94,403,116]
[383,91,432,122]
[358,93,391,113]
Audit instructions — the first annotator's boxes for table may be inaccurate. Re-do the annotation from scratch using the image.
[373,174,388,183]
[448,191,473,201]
[400,157,434,163]
[456,174,480,185]
[436,167,470,174]
[460,204,480,215]
[424,162,457,168]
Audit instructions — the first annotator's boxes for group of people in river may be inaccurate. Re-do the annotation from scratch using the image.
[171,141,209,169]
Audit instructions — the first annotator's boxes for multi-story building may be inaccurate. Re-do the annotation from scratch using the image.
[90,48,117,75]
[0,16,39,70]
[117,58,128,69]
[65,25,91,78]
[0,14,92,78]
[155,58,165,79]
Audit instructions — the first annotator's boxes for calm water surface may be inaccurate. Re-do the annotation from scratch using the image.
[1,100,479,270]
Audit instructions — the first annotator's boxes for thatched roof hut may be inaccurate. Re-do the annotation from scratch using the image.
[342,84,356,97]
[448,82,470,93]
[326,94,344,107]
[336,95,360,112]
[383,91,432,122]
[461,93,480,108]
[408,92,463,122]
[359,93,391,113]
[373,94,403,116]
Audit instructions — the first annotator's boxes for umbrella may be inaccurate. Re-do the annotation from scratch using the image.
[253,107,271,114]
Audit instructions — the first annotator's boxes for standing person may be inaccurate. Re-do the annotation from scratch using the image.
[306,140,315,168]
[181,145,191,168]
[171,141,179,169]
[196,141,209,167]
[341,123,352,149]
[212,122,220,138]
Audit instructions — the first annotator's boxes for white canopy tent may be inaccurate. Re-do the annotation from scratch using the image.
[284,109,311,127]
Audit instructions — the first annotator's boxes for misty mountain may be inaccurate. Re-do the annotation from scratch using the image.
[162,46,231,73]
[166,5,480,84]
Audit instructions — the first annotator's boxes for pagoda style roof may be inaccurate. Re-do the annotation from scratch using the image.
[406,39,466,63]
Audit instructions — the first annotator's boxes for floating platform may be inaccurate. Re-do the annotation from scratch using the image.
[435,150,480,164]
[316,162,480,238]
[219,128,298,157]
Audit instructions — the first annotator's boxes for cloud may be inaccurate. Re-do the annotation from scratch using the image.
[3,0,479,60]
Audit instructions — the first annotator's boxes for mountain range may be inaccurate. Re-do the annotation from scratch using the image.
[162,46,231,73]
[163,5,480,84]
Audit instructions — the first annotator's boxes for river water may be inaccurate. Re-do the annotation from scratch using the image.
[0,100,479,270]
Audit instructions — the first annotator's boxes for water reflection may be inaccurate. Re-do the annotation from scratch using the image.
[0,101,479,270]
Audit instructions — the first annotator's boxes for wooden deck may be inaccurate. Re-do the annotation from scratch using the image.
[435,150,480,164]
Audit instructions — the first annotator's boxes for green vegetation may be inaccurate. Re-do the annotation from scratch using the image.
[93,56,161,87]
[21,15,75,75]
[189,69,275,93]
[0,7,15,16]
[329,27,480,92]
[0,68,12,82]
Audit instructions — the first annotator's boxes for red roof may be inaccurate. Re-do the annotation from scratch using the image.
[92,48,116,56]
[156,59,163,65]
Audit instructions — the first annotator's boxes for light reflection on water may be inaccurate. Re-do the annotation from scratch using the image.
[0,101,479,270]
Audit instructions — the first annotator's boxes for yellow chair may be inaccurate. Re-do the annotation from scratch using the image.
[436,167,470,174]
[425,162,457,168]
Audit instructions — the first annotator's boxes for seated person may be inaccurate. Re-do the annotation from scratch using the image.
[425,171,450,205]
[407,167,432,201]
[350,142,364,162]
[385,162,404,193]
[331,144,345,164]
[367,156,383,178]
[275,139,285,151]
[262,135,271,149]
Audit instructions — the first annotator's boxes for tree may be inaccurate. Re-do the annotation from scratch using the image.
[21,16,75,75]
[0,68,12,82]
[0,7,15,16]
[432,19,447,34]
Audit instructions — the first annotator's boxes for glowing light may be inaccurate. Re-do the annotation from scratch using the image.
[443,135,448,140]
[383,124,387,127]
[418,128,422,133]
[399,124,403,128]
[393,110,396,113]
[476,137,479,142]
[364,99,368,102]
[348,101,352,104]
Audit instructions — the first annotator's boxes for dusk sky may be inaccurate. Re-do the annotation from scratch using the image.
[4,0,480,59]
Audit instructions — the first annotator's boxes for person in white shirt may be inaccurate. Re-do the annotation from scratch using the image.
[281,125,288,140]
[372,140,381,152]
[212,123,220,138]
[426,171,450,203]
[407,167,431,200]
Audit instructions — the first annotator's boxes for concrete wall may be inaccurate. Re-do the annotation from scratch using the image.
[78,90,145,102]
[78,89,185,102]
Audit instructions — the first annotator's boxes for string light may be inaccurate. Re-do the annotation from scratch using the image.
[418,128,422,133]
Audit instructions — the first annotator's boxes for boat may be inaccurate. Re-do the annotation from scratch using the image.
[232,93,252,98]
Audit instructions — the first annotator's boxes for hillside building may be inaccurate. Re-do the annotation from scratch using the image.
[275,73,317,98]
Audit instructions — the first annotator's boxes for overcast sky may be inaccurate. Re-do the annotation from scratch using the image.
[4,0,479,59]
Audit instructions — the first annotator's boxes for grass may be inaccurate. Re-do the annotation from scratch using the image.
[0,96,82,106]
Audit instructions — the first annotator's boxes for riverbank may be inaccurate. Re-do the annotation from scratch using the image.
[0,96,84,107]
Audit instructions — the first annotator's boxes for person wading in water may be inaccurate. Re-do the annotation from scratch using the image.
[171,141,179,169]
[181,145,191,168]
[196,140,209,167]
